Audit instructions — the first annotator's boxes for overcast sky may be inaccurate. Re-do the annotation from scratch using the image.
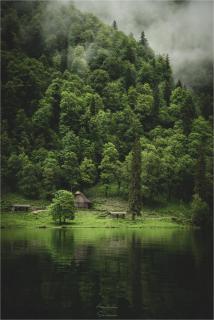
[72,0,213,85]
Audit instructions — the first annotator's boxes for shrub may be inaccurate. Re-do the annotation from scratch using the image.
[1,200,12,212]
[48,190,75,224]
[191,194,210,227]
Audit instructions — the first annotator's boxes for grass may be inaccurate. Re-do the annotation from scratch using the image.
[1,192,193,230]
[1,211,190,229]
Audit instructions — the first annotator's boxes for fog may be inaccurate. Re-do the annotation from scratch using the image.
[72,0,213,86]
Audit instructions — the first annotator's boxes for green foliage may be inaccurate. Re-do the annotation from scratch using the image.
[191,194,210,227]
[48,190,75,224]
[80,158,97,188]
[129,138,142,218]
[17,155,41,199]
[2,0,212,222]
[60,151,80,189]
[99,143,120,196]
[140,31,148,47]
[41,152,62,199]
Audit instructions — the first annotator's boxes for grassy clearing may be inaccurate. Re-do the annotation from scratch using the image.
[1,192,192,229]
[1,211,190,229]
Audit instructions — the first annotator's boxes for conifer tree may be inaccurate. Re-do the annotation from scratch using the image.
[129,138,142,219]
[140,31,148,46]
[164,80,172,106]
[163,55,173,106]
[153,85,160,124]
[176,79,182,88]
[112,20,118,30]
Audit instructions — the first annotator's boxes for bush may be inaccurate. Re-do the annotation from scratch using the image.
[191,194,210,227]
[48,190,75,224]
[1,200,12,212]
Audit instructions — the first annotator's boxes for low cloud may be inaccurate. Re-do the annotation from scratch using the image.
[72,0,213,86]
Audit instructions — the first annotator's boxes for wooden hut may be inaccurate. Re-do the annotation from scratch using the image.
[12,204,31,212]
[74,191,92,209]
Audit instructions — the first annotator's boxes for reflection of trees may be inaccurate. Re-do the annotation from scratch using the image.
[2,228,213,319]
[129,233,143,318]
[50,229,75,264]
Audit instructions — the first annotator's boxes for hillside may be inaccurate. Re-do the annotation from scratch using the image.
[1,1,213,216]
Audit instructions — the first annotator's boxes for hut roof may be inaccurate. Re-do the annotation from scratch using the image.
[74,191,91,203]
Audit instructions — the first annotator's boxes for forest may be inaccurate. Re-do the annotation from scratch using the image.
[1,1,213,226]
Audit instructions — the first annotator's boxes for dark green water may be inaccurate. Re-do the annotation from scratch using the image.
[1,228,213,319]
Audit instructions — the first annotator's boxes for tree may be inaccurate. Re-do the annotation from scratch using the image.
[191,194,209,228]
[188,116,212,207]
[121,152,132,193]
[99,142,120,196]
[194,141,206,202]
[141,147,161,203]
[138,62,154,85]
[163,80,172,107]
[129,138,142,219]
[102,81,125,112]
[103,55,123,80]
[15,153,41,198]
[59,91,83,134]
[175,80,182,88]
[112,20,118,30]
[152,85,160,125]
[48,190,75,224]
[140,31,148,46]
[135,83,154,130]
[69,45,89,77]
[80,157,97,188]
[162,55,173,106]
[60,151,80,189]
[89,69,110,95]
[122,61,136,89]
[41,152,62,198]
[170,87,195,134]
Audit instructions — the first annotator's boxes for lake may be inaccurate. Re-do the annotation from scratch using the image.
[1,227,213,319]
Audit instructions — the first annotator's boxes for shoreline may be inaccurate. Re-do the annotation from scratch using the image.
[1,211,194,230]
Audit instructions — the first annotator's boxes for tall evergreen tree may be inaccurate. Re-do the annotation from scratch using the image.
[163,55,173,106]
[175,79,182,88]
[164,80,172,106]
[129,138,142,219]
[112,20,118,30]
[140,31,148,46]
[152,85,160,124]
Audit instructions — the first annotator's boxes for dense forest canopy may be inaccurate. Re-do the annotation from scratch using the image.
[1,1,213,214]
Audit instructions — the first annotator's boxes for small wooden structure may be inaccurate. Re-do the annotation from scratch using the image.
[12,204,31,212]
[96,305,118,318]
[74,191,92,209]
[109,211,127,219]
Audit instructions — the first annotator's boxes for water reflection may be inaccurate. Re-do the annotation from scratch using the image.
[2,228,213,319]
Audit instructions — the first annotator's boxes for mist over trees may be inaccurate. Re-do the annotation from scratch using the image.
[1,1,213,221]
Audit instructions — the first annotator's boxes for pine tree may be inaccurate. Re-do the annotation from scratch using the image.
[164,80,172,106]
[140,31,148,46]
[163,55,173,106]
[129,138,142,219]
[176,79,182,88]
[112,20,118,30]
[153,85,160,124]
